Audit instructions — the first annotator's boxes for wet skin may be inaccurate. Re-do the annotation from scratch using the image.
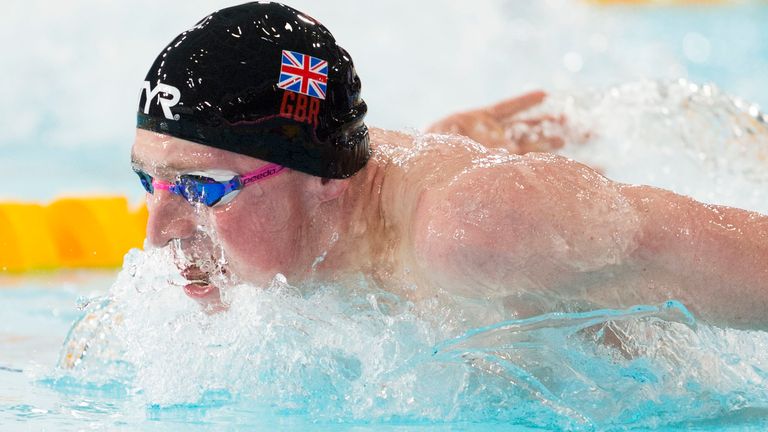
[131,94,768,329]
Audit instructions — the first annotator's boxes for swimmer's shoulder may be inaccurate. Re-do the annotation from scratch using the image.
[370,126,498,182]
[370,127,493,219]
[407,151,627,294]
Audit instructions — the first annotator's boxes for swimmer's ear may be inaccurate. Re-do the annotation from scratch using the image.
[307,177,349,203]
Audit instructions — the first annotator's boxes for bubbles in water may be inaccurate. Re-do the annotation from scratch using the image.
[563,51,584,73]
[683,32,712,64]
[518,79,768,214]
[49,239,768,429]
[74,295,90,311]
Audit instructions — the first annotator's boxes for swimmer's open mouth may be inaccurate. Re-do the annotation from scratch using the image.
[180,265,220,299]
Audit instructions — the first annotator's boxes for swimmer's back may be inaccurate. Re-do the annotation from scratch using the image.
[371,129,642,306]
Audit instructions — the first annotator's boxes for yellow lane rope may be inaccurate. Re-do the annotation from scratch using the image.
[590,0,734,4]
[0,197,147,272]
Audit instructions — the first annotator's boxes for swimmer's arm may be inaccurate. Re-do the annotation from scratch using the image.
[412,154,768,329]
[619,184,768,329]
[425,91,566,154]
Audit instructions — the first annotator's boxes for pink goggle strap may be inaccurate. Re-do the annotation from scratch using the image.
[152,178,172,191]
[241,163,286,186]
[150,163,285,190]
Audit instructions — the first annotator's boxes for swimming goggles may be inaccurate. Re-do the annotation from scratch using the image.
[133,163,285,207]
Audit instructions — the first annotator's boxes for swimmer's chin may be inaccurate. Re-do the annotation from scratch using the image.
[179,265,228,312]
[184,282,228,313]
[183,281,217,298]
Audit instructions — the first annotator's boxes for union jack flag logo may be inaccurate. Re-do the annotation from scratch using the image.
[277,50,328,100]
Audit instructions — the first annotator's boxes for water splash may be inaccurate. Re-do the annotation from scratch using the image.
[44,244,768,430]
[537,79,768,214]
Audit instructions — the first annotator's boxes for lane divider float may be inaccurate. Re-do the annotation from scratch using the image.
[590,0,728,4]
[0,197,147,272]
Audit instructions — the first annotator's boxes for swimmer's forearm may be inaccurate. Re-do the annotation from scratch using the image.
[622,185,768,329]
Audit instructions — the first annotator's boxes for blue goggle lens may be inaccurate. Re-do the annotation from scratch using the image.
[134,169,238,207]
[177,176,229,207]
[134,170,155,194]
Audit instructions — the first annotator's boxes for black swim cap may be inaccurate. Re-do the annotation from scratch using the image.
[137,2,369,179]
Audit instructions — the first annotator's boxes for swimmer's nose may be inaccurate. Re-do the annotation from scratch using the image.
[145,189,197,248]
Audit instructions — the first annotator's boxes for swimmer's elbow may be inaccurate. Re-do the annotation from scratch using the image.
[618,184,700,260]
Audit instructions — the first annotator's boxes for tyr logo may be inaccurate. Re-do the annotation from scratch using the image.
[141,81,181,120]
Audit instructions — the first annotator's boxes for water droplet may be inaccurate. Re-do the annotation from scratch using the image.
[75,296,91,310]
[563,51,584,73]
[682,32,711,64]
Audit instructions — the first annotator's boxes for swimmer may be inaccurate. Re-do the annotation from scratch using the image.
[132,2,768,330]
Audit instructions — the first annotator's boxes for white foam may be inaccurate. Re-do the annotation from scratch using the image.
[54,241,768,426]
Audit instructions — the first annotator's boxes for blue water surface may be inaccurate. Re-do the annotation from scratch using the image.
[3,268,768,431]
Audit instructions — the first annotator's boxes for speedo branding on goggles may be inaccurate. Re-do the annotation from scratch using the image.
[133,163,285,207]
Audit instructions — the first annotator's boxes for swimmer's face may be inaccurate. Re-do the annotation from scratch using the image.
[131,129,316,307]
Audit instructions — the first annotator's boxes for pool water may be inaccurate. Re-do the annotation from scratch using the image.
[3,1,768,431]
[5,247,768,431]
